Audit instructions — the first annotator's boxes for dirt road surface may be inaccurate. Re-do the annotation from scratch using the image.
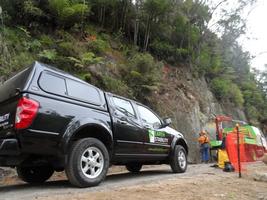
[0,163,266,200]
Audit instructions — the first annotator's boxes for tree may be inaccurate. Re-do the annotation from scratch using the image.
[142,0,172,51]
[47,0,90,28]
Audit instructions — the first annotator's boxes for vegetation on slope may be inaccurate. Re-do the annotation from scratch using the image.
[0,0,266,124]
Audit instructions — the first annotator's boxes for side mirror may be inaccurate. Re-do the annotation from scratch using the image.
[162,117,172,128]
[153,122,161,129]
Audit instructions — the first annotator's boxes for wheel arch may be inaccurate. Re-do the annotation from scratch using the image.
[171,137,188,155]
[62,121,113,158]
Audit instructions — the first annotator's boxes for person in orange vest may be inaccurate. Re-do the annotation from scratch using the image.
[198,130,210,163]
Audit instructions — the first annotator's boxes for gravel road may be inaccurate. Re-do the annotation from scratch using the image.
[1,163,266,200]
[0,164,217,200]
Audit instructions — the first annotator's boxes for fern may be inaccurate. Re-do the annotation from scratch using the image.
[48,0,89,27]
[67,56,84,68]
[38,49,57,61]
[23,0,44,17]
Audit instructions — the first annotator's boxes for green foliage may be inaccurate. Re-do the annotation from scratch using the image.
[210,78,230,100]
[129,53,159,74]
[245,105,259,124]
[28,39,42,52]
[102,76,133,97]
[144,0,171,17]
[83,73,92,82]
[23,0,44,17]
[66,56,84,68]
[0,51,35,76]
[0,27,37,76]
[17,26,31,38]
[11,52,35,70]
[123,53,162,101]
[1,0,265,125]
[229,84,244,107]
[241,79,267,123]
[39,35,54,47]
[57,41,78,56]
[38,49,57,62]
[81,52,103,65]
[0,1,22,24]
[55,30,75,41]
[65,52,103,69]
[48,0,89,27]
[150,40,176,62]
[211,78,244,107]
[88,39,109,55]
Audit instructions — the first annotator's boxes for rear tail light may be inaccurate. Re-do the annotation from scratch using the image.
[15,97,39,129]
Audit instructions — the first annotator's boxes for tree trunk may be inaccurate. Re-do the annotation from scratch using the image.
[102,6,106,27]
[144,20,151,51]
[144,27,150,51]
[134,19,139,46]
[134,0,140,46]
[143,16,151,51]
[122,2,128,31]
[99,6,102,23]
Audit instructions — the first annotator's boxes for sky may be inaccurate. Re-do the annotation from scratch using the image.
[209,0,267,72]
[240,0,267,71]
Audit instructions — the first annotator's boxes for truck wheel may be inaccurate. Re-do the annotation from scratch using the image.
[65,138,109,187]
[126,163,142,173]
[16,165,54,184]
[170,145,187,173]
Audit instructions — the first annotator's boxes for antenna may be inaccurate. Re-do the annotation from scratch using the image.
[0,6,3,27]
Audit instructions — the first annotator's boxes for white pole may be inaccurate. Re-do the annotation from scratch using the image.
[0,6,3,27]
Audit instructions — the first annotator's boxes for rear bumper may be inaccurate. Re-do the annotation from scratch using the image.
[0,139,23,166]
[0,139,20,156]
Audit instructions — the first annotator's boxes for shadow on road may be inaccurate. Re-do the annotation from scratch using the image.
[0,169,171,192]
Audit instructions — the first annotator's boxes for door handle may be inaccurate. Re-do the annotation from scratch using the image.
[144,124,150,129]
[118,116,127,125]
[118,120,127,125]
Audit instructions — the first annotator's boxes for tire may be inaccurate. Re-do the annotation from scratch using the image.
[126,163,142,173]
[170,145,187,173]
[17,164,54,184]
[65,138,110,188]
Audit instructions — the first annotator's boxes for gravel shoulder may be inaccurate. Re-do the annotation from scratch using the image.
[0,163,266,200]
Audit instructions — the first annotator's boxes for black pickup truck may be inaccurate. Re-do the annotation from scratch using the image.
[0,62,188,187]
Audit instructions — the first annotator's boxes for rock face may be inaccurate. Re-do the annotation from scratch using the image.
[152,66,247,163]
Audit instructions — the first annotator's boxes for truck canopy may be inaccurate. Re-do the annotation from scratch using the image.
[0,66,34,103]
[0,61,107,138]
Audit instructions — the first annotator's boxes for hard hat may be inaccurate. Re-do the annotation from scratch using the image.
[200,130,206,135]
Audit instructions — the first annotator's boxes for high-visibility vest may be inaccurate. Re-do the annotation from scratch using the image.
[198,135,210,144]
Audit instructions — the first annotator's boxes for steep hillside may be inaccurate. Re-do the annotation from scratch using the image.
[90,52,247,162]
[151,65,246,162]
[0,27,247,162]
[0,0,266,162]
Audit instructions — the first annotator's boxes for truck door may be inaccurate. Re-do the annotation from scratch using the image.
[107,95,144,157]
[135,104,171,156]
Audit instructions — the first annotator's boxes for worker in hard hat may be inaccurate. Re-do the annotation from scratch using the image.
[198,130,210,163]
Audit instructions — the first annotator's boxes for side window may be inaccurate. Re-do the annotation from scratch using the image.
[39,72,67,96]
[137,105,161,126]
[66,79,101,105]
[112,97,136,118]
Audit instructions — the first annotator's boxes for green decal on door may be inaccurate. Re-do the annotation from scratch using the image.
[148,129,168,144]
[148,129,155,143]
